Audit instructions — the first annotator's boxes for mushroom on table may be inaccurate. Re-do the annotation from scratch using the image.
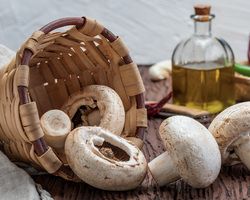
[148,116,221,188]
[209,102,250,169]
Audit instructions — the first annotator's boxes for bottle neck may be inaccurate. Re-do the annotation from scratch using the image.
[194,20,212,36]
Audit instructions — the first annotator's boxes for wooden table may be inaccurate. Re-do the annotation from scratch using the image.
[33,66,250,200]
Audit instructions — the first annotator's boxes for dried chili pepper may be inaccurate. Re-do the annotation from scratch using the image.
[146,92,173,117]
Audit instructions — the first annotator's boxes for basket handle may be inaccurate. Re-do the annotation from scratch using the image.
[17,16,145,163]
[40,17,84,33]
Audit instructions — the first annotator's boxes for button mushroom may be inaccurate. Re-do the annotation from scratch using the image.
[148,116,221,188]
[40,109,71,149]
[61,85,125,135]
[208,102,250,169]
[65,126,147,191]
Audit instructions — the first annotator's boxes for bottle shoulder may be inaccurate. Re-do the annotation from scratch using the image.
[172,36,234,68]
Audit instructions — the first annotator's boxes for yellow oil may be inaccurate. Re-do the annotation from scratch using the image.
[172,63,235,113]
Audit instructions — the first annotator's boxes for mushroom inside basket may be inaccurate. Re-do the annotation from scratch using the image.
[0,17,148,190]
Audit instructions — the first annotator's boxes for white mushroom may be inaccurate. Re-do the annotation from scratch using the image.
[40,109,71,149]
[65,126,147,191]
[62,85,125,135]
[148,60,172,81]
[148,116,221,188]
[208,102,250,169]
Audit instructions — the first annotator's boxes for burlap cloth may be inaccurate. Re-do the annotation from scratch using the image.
[0,45,52,200]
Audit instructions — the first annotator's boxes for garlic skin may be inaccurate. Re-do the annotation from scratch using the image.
[65,127,147,191]
[148,60,172,81]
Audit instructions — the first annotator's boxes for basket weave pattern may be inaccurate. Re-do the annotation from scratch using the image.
[0,17,147,180]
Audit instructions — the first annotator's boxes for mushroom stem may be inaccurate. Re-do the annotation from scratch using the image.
[148,152,180,186]
[234,138,250,170]
[40,110,71,149]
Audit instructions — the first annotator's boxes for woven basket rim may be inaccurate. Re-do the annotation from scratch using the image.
[13,17,146,178]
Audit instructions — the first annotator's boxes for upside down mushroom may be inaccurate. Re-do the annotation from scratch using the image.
[61,85,125,135]
[148,116,221,188]
[65,126,147,191]
[209,102,250,169]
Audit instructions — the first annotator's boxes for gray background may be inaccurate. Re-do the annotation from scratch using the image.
[0,0,249,63]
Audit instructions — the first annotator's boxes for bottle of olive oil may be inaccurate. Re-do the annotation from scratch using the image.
[172,5,235,113]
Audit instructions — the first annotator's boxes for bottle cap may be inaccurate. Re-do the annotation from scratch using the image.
[194,4,211,15]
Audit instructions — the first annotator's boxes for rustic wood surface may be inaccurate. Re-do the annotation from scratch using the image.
[33,66,250,200]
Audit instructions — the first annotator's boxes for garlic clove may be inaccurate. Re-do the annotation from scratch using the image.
[148,60,172,81]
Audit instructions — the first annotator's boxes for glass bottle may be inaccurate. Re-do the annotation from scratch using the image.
[172,5,235,114]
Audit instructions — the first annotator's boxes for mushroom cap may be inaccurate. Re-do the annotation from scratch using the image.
[208,102,250,165]
[62,85,125,135]
[159,116,221,188]
[65,127,147,191]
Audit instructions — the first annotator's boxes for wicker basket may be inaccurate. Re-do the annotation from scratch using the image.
[0,17,147,181]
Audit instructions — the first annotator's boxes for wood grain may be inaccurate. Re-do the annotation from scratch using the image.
[33,66,250,200]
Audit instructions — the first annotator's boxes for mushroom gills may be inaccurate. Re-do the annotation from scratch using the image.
[62,85,125,135]
[95,141,130,162]
[65,127,147,191]
[71,105,100,128]
[87,109,101,126]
